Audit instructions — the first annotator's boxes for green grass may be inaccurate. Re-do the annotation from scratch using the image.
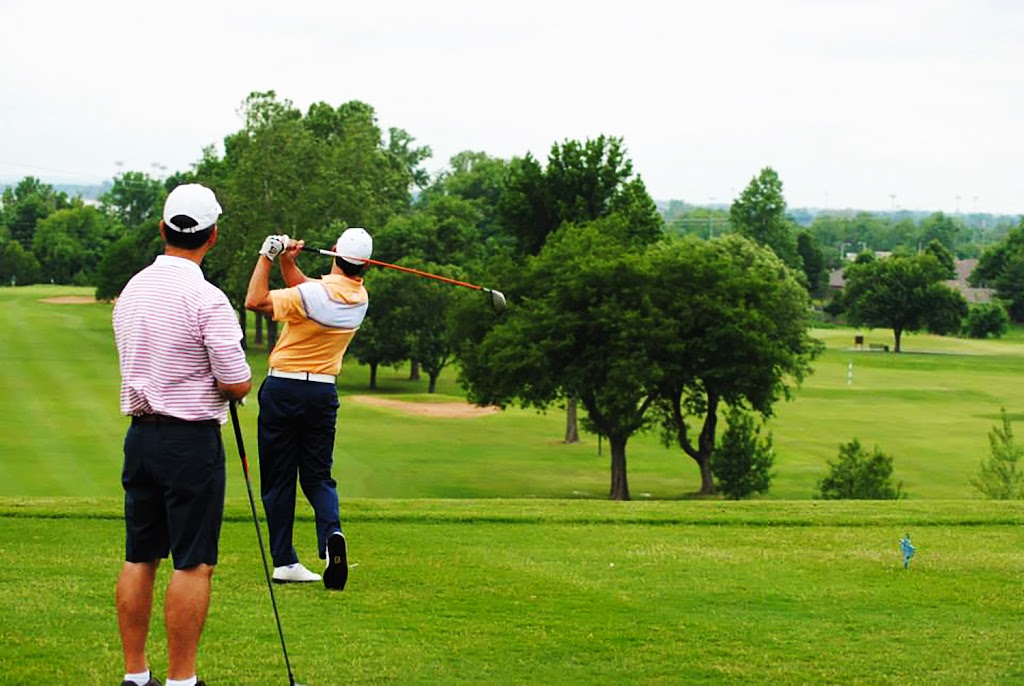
[4,285,1024,500]
[2,498,1023,685]
[4,286,1024,683]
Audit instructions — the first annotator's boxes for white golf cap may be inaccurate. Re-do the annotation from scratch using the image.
[336,227,373,264]
[163,183,222,233]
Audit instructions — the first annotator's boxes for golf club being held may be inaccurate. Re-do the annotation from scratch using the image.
[299,244,507,314]
[229,401,305,686]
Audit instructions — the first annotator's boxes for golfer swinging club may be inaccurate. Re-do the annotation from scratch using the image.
[245,228,371,590]
[113,183,252,686]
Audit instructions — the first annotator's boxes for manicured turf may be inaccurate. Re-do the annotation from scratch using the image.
[1,498,1023,685]
[3,286,1024,684]
[3,285,1024,500]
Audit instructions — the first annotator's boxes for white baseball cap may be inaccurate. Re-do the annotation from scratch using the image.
[163,183,222,233]
[335,228,373,264]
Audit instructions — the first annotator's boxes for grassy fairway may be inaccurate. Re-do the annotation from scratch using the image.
[3,285,1024,499]
[3,286,1024,684]
[1,498,1022,685]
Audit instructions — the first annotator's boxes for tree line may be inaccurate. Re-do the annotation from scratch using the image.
[2,90,1023,499]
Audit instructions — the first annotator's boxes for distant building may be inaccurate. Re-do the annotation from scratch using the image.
[946,258,994,303]
[828,256,993,304]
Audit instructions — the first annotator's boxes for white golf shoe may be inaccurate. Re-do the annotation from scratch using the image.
[272,562,322,583]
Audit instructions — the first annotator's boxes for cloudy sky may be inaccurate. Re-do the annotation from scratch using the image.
[2,0,1021,214]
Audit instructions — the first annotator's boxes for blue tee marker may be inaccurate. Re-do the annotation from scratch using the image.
[899,533,916,570]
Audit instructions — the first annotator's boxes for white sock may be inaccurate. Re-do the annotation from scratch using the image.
[166,678,197,686]
[123,670,150,686]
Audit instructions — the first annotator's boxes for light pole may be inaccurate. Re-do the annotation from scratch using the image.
[707,197,716,239]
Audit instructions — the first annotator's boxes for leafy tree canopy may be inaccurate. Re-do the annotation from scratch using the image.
[729,167,799,268]
[841,253,968,351]
[970,221,1024,322]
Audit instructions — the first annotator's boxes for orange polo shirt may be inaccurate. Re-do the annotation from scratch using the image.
[267,273,368,376]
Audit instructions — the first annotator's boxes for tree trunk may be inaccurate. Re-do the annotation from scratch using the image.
[409,359,421,381]
[564,395,580,443]
[608,434,630,501]
[255,312,264,345]
[369,362,378,390]
[267,318,279,351]
[894,327,903,353]
[428,373,438,393]
[697,394,721,495]
[237,303,247,350]
[698,456,715,495]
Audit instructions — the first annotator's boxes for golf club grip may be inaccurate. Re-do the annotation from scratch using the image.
[299,245,335,257]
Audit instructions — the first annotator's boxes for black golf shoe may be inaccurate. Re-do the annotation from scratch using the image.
[324,531,348,590]
[120,678,161,686]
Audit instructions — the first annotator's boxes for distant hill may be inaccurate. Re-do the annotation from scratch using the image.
[0,181,110,201]
[53,182,110,200]
[5,180,1021,228]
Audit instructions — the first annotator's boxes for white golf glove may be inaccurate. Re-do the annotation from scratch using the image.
[259,234,290,261]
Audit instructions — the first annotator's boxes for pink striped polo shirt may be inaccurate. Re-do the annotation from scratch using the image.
[113,255,251,424]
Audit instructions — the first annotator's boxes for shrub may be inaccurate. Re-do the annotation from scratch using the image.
[970,409,1024,499]
[963,303,1010,339]
[0,236,41,286]
[817,439,904,500]
[711,406,774,500]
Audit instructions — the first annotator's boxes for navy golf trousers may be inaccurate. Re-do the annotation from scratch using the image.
[257,375,343,568]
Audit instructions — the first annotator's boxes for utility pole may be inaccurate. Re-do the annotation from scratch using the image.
[707,197,716,239]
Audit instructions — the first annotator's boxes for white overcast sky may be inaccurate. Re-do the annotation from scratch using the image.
[2,0,1022,215]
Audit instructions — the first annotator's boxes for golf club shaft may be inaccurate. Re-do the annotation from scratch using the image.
[229,401,297,686]
[299,245,490,293]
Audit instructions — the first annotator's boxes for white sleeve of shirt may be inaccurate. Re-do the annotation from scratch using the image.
[296,281,368,329]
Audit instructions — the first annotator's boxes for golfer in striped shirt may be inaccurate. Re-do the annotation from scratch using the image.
[113,183,251,686]
[245,228,371,590]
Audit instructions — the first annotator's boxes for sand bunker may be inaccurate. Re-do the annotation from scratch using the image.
[346,395,500,418]
[40,296,99,304]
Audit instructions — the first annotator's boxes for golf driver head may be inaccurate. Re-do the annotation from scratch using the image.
[487,289,507,314]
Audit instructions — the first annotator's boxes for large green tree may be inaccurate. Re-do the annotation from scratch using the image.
[455,221,660,500]
[729,167,799,268]
[650,235,821,495]
[33,206,118,284]
[796,230,827,296]
[841,253,969,351]
[425,151,509,246]
[918,212,963,254]
[455,229,819,499]
[196,91,421,346]
[93,171,168,300]
[101,172,164,229]
[493,135,663,442]
[1,177,71,250]
[970,222,1024,322]
[0,228,41,285]
[405,267,459,394]
[347,268,416,389]
[498,135,661,256]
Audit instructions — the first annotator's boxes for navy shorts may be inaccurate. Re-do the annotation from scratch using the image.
[122,419,226,569]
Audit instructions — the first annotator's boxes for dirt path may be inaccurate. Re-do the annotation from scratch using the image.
[346,394,500,418]
[40,296,98,304]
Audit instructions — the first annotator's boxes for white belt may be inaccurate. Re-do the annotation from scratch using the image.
[268,368,337,384]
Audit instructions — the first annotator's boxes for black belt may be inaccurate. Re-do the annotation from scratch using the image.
[131,413,219,428]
